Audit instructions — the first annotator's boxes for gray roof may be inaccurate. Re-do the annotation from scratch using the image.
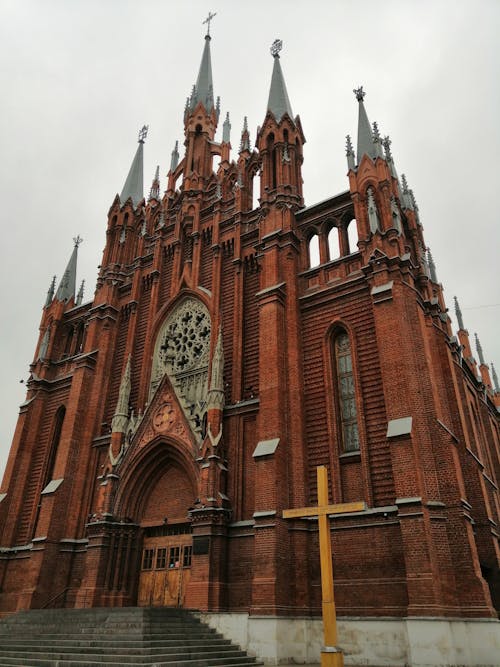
[191,35,214,112]
[55,243,79,302]
[267,54,294,122]
[120,141,144,207]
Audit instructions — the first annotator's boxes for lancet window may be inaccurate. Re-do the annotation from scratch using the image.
[334,332,360,452]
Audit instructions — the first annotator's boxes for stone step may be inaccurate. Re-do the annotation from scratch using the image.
[0,642,237,656]
[0,637,232,650]
[0,648,248,662]
[0,656,261,667]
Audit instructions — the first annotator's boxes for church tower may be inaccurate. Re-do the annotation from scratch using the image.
[0,22,498,667]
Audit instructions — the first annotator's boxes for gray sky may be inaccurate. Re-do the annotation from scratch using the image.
[0,0,499,479]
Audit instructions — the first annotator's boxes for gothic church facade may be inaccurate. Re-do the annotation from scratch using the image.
[0,29,499,666]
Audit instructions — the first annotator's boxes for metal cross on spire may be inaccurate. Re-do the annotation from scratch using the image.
[203,11,217,35]
[73,235,83,248]
[138,125,149,143]
[270,39,283,57]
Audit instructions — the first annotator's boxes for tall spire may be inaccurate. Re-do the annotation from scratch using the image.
[353,86,377,164]
[170,140,179,172]
[454,296,465,330]
[189,22,215,113]
[120,125,148,207]
[55,236,82,303]
[427,250,438,283]
[267,39,294,123]
[112,355,132,434]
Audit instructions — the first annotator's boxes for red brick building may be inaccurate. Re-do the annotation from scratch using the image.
[0,30,499,665]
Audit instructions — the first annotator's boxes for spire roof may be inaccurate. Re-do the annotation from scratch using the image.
[120,126,148,207]
[353,87,377,163]
[454,296,465,330]
[55,236,82,303]
[267,39,294,123]
[190,34,215,112]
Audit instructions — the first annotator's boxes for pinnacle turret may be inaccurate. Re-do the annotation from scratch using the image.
[427,250,438,283]
[239,117,251,154]
[120,126,148,207]
[76,280,85,306]
[55,236,82,303]
[149,165,160,201]
[492,363,499,392]
[170,141,179,172]
[266,39,294,123]
[222,112,231,143]
[45,275,56,307]
[454,296,465,330]
[475,333,485,366]
[345,135,355,171]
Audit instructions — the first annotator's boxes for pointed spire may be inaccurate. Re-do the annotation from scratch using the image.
[382,135,399,180]
[454,296,465,330]
[267,39,294,123]
[55,236,82,303]
[170,140,179,172]
[345,135,355,171]
[76,280,85,306]
[45,275,56,307]
[190,29,215,113]
[427,250,438,282]
[240,117,251,153]
[353,86,377,164]
[475,333,485,365]
[38,326,51,361]
[222,112,231,143]
[112,355,132,434]
[120,126,147,207]
[491,362,499,392]
[149,165,160,201]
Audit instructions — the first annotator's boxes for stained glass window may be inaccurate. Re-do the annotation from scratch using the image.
[335,333,360,452]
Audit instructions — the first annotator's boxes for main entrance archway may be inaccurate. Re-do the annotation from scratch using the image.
[113,436,199,608]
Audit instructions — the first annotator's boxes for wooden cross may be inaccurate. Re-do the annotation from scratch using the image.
[283,466,366,667]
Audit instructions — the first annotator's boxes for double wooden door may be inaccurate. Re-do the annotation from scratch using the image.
[137,529,192,607]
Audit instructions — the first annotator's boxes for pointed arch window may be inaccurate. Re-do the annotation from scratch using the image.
[308,233,320,268]
[334,332,360,452]
[347,219,358,255]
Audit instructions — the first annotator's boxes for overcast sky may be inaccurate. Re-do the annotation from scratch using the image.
[0,0,499,479]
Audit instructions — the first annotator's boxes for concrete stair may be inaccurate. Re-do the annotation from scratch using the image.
[0,607,262,667]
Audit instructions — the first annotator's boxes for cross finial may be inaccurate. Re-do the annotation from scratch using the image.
[203,11,217,36]
[73,235,83,248]
[353,86,365,102]
[270,39,283,58]
[138,125,149,143]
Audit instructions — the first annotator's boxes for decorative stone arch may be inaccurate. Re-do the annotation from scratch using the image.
[149,295,212,441]
[112,436,199,524]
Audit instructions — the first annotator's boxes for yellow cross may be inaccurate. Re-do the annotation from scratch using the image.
[283,466,366,667]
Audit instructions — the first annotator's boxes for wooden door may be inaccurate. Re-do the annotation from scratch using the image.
[138,529,192,607]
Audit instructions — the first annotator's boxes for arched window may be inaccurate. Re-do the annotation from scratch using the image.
[45,406,66,483]
[308,234,320,268]
[347,219,358,254]
[334,332,360,452]
[328,226,340,261]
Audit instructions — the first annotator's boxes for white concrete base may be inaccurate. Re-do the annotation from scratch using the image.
[196,613,500,666]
